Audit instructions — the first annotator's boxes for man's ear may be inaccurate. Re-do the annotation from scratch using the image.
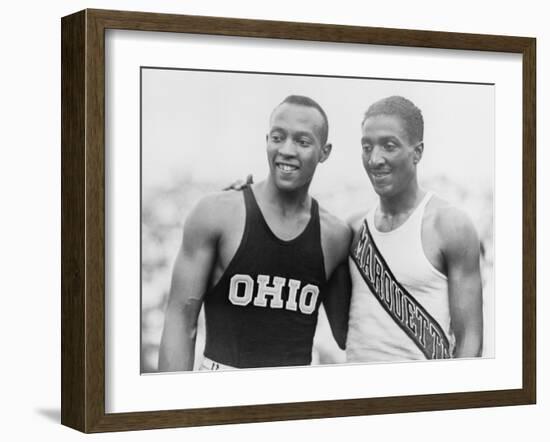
[319,143,332,163]
[413,142,424,165]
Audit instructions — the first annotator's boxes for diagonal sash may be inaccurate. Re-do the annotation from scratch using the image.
[350,219,452,359]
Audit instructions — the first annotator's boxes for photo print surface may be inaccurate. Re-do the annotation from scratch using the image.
[140,67,494,374]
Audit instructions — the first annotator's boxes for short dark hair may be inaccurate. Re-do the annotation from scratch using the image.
[273,95,329,145]
[362,96,423,144]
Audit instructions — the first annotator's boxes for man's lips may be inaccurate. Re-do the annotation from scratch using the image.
[276,162,300,172]
[369,169,391,178]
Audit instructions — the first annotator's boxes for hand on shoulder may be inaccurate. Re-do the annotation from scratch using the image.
[222,174,254,191]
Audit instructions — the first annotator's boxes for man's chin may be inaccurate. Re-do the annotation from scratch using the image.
[372,183,394,197]
[275,181,300,192]
[273,176,309,192]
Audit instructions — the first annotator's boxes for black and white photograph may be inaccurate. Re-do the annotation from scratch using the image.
[140,67,494,374]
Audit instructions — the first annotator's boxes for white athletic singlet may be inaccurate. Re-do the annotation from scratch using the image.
[346,192,455,362]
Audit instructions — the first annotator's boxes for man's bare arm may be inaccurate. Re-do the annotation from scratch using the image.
[323,260,351,350]
[321,216,353,350]
[158,197,219,372]
[439,208,483,358]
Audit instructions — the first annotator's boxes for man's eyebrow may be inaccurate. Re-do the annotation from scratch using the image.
[380,135,401,143]
[293,130,315,138]
[361,135,400,143]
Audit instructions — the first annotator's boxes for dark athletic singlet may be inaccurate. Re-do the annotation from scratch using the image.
[203,185,327,368]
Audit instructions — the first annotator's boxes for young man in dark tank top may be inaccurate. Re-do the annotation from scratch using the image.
[158,95,352,371]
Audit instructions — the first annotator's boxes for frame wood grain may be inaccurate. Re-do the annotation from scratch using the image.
[61,8,536,433]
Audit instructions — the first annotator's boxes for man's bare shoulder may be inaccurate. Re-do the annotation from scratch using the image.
[347,211,369,234]
[426,195,479,249]
[203,189,244,210]
[185,190,245,234]
[319,206,352,240]
[318,205,353,258]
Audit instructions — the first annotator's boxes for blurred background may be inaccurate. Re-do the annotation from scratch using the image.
[141,68,494,373]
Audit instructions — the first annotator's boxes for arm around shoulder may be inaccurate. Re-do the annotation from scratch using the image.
[321,214,353,350]
[322,212,353,269]
[158,195,221,372]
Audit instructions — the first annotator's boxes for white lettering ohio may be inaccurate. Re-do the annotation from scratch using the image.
[228,274,319,315]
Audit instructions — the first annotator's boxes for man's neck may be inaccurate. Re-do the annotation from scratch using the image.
[378,179,424,217]
[258,178,311,217]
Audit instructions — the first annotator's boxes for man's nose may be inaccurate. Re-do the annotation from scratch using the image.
[278,138,297,156]
[368,145,386,166]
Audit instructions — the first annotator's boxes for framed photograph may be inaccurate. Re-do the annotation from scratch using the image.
[61,9,536,433]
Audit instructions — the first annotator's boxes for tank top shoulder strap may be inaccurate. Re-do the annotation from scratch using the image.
[407,191,434,229]
[308,198,322,247]
[242,184,281,239]
[366,204,376,228]
[309,197,320,234]
[242,184,261,223]
[418,190,434,213]
[308,197,327,281]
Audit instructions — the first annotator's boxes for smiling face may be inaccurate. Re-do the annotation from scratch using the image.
[361,114,423,198]
[266,102,330,192]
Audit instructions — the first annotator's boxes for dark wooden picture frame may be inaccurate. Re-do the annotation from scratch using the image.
[61,8,536,433]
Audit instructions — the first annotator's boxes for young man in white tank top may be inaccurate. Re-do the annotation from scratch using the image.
[346,96,483,362]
